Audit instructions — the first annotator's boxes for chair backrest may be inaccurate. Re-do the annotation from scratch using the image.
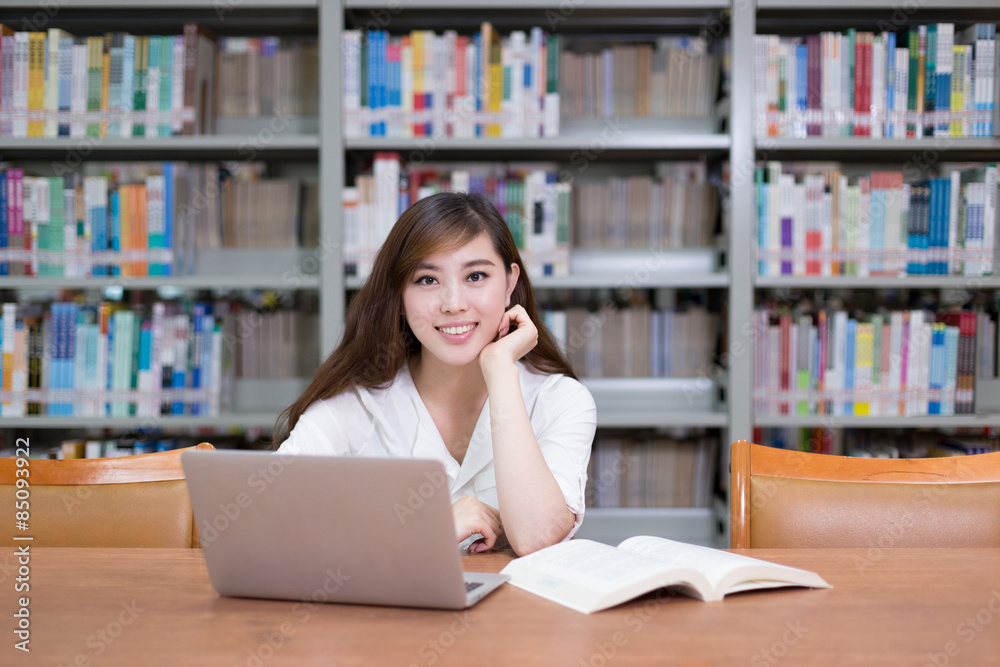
[730,439,1000,549]
[1,442,214,548]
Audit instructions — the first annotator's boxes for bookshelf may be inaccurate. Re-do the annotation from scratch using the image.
[4,0,998,548]
[0,1,324,437]
[745,0,1000,476]
[332,1,735,546]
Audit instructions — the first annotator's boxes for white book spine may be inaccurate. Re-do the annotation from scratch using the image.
[983,165,997,275]
[121,35,135,138]
[871,36,885,139]
[948,170,960,274]
[14,33,28,138]
[171,35,184,133]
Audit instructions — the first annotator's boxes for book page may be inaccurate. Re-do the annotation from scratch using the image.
[500,539,709,613]
[617,536,830,599]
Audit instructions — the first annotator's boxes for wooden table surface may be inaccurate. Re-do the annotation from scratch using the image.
[5,547,1000,666]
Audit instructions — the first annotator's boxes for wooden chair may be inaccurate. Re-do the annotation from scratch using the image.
[729,439,1000,549]
[1,442,214,547]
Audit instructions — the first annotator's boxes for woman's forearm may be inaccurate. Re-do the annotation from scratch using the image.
[484,360,575,555]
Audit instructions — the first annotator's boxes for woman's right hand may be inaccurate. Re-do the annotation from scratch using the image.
[452,495,502,553]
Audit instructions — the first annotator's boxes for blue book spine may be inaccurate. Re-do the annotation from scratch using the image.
[389,38,400,136]
[138,321,151,415]
[0,171,8,276]
[845,319,856,414]
[935,56,950,136]
[367,31,377,136]
[917,183,932,274]
[796,44,807,135]
[171,317,186,415]
[933,179,946,274]
[474,33,482,137]
[65,303,78,416]
[109,189,121,276]
[928,323,944,414]
[379,31,388,137]
[92,182,108,277]
[51,304,64,416]
[190,305,204,416]
[423,32,432,137]
[906,186,919,274]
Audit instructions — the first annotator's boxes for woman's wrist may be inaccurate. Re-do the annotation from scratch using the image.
[480,354,518,385]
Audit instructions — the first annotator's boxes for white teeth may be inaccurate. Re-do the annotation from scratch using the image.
[440,324,475,335]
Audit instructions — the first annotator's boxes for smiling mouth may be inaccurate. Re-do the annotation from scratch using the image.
[436,324,477,335]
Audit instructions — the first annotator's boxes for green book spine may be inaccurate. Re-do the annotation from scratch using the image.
[546,34,559,94]
[907,31,919,136]
[86,38,102,138]
[924,24,937,137]
[133,36,147,136]
[158,35,172,137]
[48,178,65,278]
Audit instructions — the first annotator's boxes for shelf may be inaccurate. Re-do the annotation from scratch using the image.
[575,507,720,547]
[0,414,280,429]
[346,0,729,7]
[755,414,1000,428]
[758,0,1000,8]
[757,137,1000,161]
[345,134,730,158]
[344,272,729,291]
[533,273,729,289]
[756,276,1000,289]
[0,135,319,160]
[0,0,317,6]
[597,410,728,428]
[0,275,320,290]
[585,377,723,428]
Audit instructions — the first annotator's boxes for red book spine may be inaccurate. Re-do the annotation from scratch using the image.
[854,34,866,136]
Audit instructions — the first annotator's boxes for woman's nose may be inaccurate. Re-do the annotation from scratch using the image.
[439,282,468,312]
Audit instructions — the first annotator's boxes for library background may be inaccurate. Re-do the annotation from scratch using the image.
[0,0,998,547]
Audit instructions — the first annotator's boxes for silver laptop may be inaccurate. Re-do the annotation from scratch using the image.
[181,449,508,609]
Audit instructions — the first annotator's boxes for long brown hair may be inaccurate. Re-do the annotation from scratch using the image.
[273,191,576,446]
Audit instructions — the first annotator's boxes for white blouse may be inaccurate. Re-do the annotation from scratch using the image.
[277,360,597,538]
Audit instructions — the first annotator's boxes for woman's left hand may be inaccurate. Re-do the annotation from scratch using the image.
[479,305,538,371]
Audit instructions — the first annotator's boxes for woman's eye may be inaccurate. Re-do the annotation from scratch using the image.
[468,271,487,282]
[415,276,437,285]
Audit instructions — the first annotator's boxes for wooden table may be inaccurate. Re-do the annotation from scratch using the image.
[6,547,1000,666]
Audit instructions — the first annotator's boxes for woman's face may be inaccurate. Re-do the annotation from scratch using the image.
[403,233,519,368]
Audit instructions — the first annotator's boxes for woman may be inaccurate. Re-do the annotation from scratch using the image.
[274,191,596,556]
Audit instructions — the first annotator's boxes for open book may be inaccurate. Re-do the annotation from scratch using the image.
[500,536,831,614]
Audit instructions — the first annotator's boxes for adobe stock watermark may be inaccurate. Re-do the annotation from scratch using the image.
[407,611,477,667]
[577,587,681,667]
[55,601,144,667]
[924,588,1000,667]
[232,566,352,667]
[750,619,809,667]
[197,453,297,546]
[394,466,450,524]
